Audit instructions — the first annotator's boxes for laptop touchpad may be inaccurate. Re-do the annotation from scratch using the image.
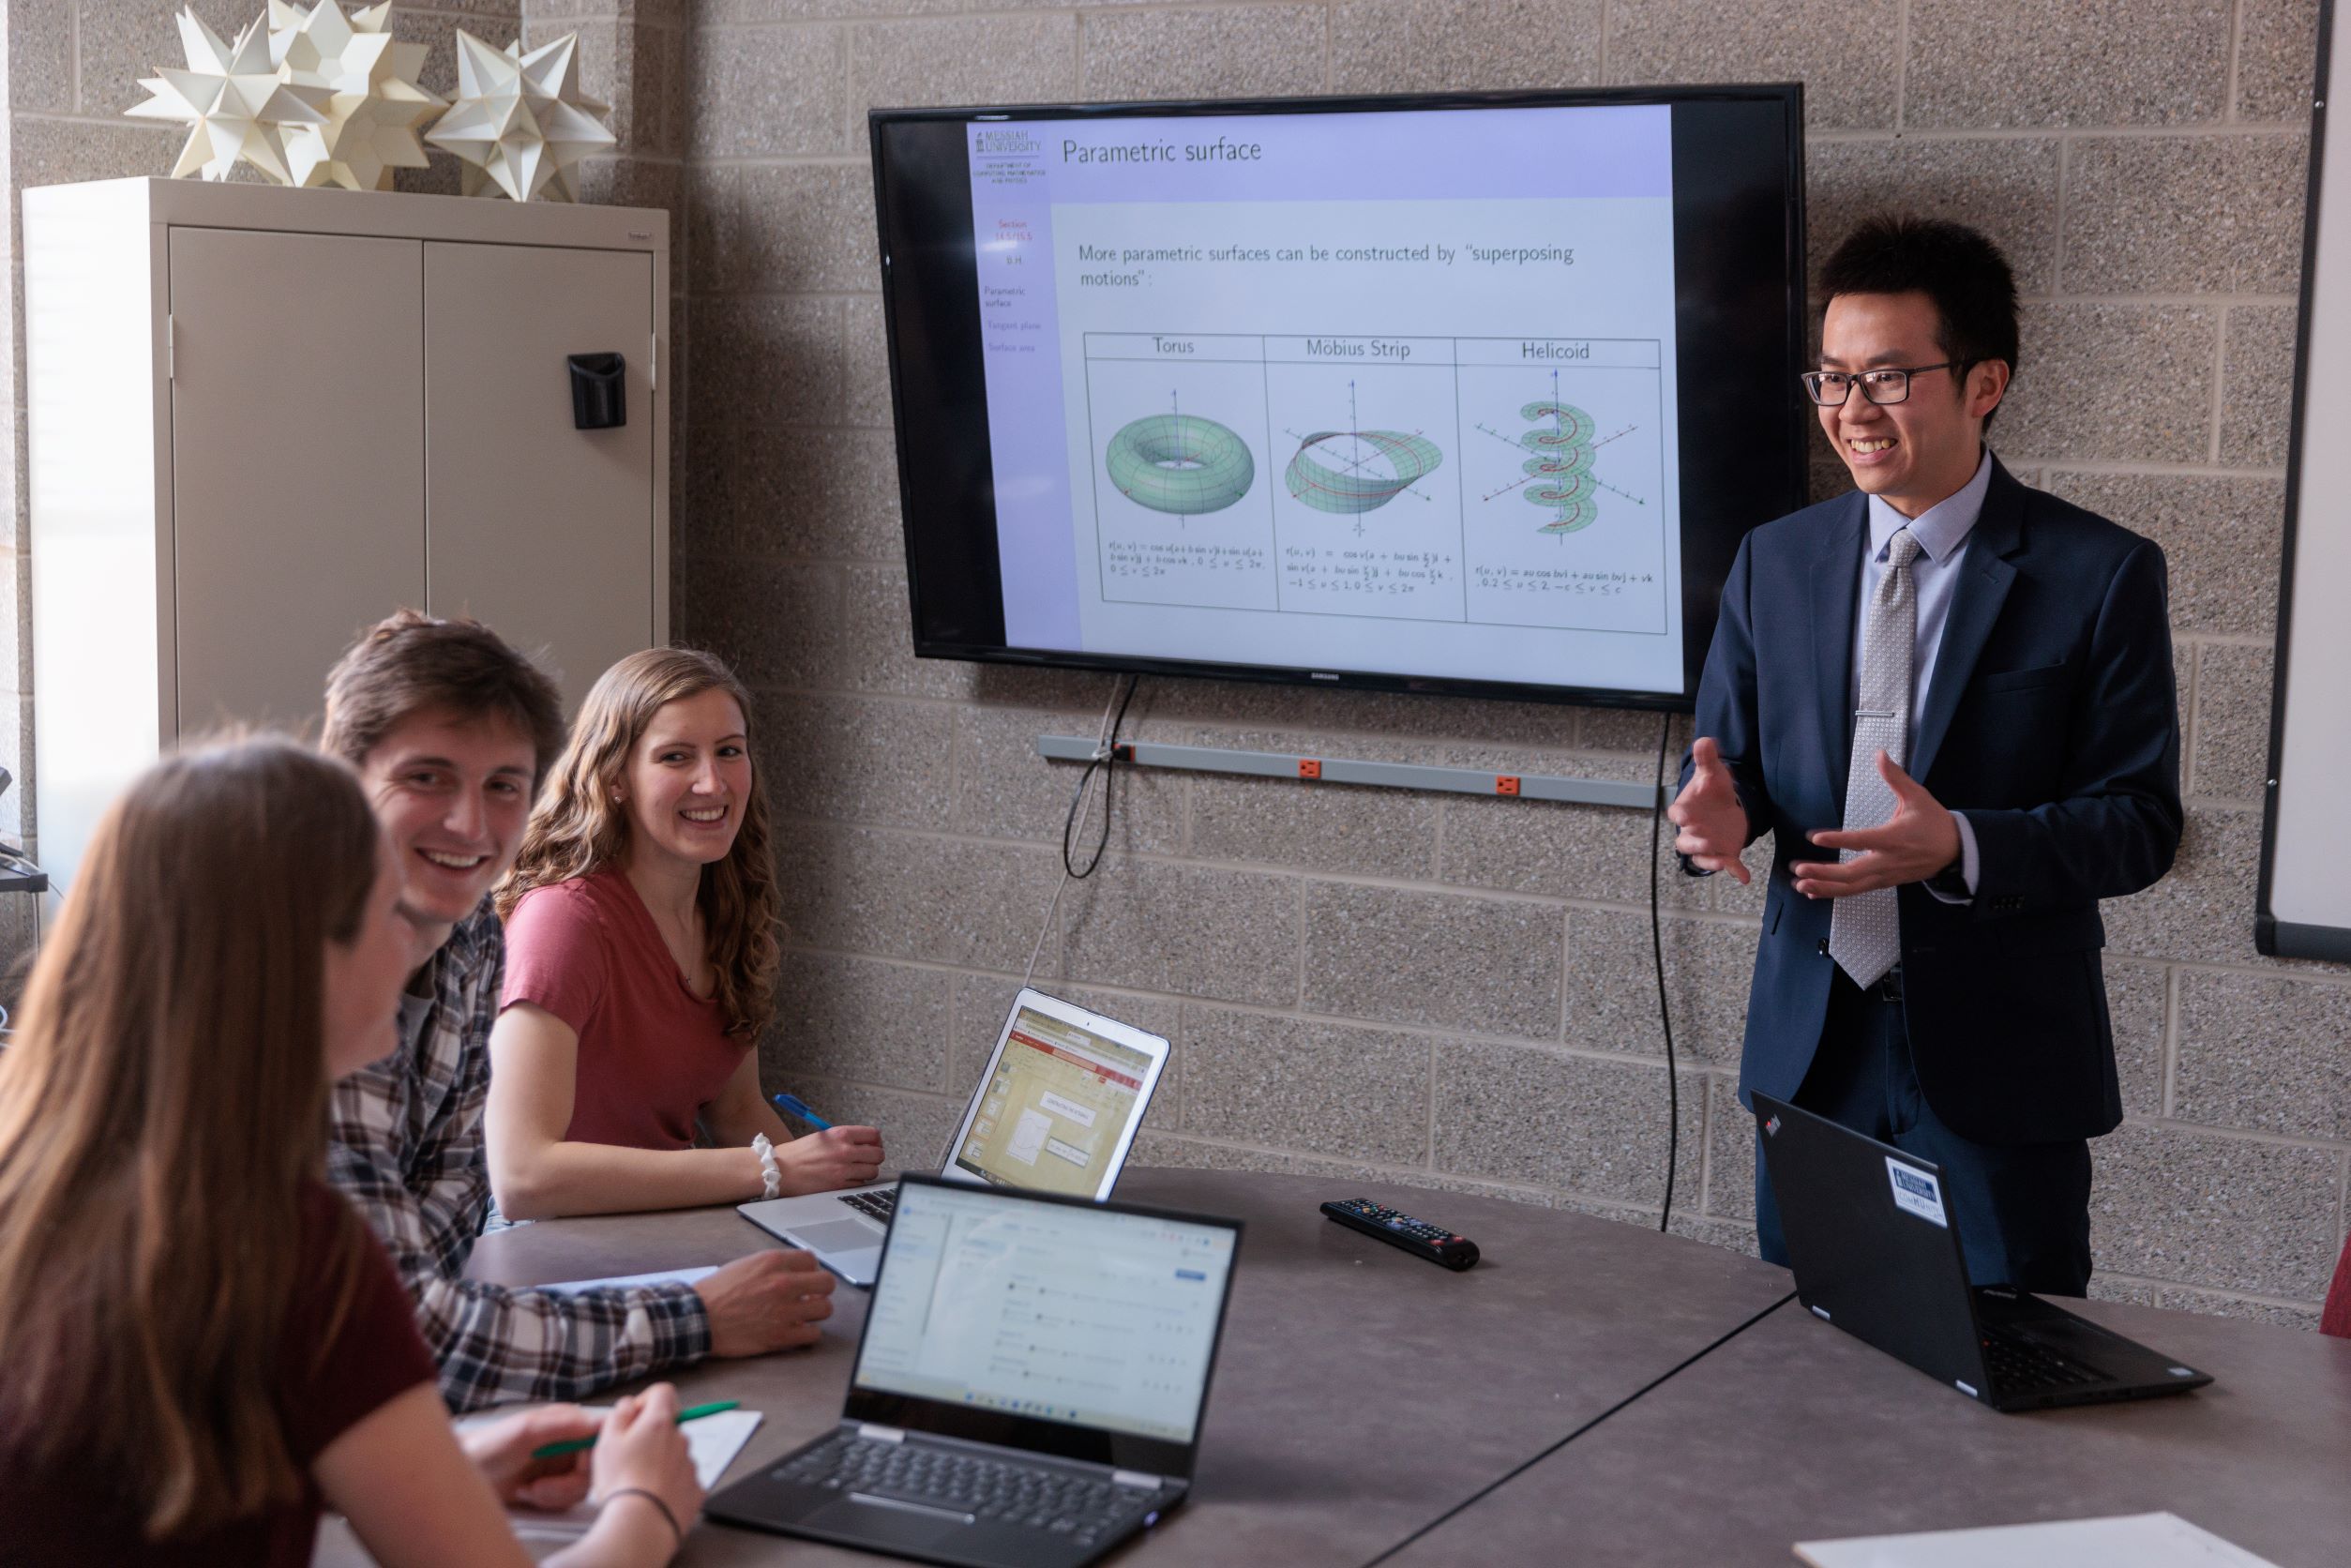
[810,1495,965,1547]
[789,1219,886,1253]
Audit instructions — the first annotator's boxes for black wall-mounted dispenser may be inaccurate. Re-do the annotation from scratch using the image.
[567,353,626,430]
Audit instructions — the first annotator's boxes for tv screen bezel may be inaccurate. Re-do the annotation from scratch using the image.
[868,84,1810,715]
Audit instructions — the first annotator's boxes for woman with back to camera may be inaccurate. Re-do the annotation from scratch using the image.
[487,647,884,1221]
[0,736,701,1566]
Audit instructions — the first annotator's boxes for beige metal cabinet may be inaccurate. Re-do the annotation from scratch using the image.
[24,178,671,897]
[424,241,657,698]
[169,226,429,731]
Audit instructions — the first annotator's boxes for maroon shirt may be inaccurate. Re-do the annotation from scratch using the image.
[0,1182,438,1567]
[501,867,747,1150]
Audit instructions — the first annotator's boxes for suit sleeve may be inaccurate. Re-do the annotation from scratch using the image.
[1961,537,2183,912]
[1680,531,1775,854]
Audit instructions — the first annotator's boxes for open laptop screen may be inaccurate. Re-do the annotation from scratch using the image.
[950,1004,1156,1196]
[851,1180,1239,1449]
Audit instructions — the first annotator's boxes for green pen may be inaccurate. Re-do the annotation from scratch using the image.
[530,1399,741,1460]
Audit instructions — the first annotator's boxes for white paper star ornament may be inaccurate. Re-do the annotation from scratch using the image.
[425,30,615,203]
[126,8,332,185]
[267,0,446,191]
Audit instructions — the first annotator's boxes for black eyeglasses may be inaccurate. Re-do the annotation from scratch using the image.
[1801,361,1968,407]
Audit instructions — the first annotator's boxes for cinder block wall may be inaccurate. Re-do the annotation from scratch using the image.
[671,0,2348,1327]
[8,0,2347,1325]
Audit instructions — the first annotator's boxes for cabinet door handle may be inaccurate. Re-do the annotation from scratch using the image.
[567,354,626,430]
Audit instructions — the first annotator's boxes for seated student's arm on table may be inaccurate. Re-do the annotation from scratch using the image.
[485,1002,768,1220]
[319,1382,701,1568]
[701,1048,885,1197]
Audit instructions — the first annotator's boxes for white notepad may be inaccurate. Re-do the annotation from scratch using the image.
[535,1265,718,1294]
[458,1405,762,1542]
[1796,1512,2280,1568]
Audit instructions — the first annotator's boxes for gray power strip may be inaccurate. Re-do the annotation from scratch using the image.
[1033,734,1665,809]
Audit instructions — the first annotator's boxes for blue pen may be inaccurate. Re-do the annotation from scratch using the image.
[773,1093,834,1131]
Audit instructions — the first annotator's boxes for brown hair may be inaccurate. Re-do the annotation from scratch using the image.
[497,647,782,1039]
[0,736,383,1539]
[322,608,566,783]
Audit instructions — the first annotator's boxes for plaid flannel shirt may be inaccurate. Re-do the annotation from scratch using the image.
[327,900,711,1411]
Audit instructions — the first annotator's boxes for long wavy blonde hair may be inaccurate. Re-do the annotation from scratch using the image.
[497,647,782,1039]
[0,737,380,1539]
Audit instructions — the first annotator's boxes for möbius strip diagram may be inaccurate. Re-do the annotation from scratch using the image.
[1284,429,1445,513]
[1280,375,1444,517]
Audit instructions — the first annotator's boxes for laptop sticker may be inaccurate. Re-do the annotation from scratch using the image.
[1885,1158,1949,1227]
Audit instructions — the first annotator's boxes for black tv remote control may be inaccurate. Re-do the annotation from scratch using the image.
[1321,1198,1479,1271]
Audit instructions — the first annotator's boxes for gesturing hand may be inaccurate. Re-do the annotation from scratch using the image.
[1667,736,1753,884]
[1790,750,1962,898]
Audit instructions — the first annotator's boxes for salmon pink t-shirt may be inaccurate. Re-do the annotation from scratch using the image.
[501,867,748,1150]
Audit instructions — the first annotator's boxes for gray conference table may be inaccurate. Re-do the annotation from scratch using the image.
[1381,1291,2351,1567]
[317,1167,1795,1566]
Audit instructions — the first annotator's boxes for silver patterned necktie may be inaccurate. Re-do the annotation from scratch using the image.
[1828,527,1922,989]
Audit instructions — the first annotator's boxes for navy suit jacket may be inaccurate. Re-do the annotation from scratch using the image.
[1687,458,2181,1145]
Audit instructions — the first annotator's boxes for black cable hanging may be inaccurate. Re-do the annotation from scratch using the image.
[1062,674,1140,879]
[1650,712,1681,1234]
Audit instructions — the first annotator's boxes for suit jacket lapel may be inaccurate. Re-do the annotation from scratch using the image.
[1910,459,2025,784]
[1809,492,1868,803]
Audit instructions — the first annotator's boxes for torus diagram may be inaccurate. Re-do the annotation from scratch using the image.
[1105,412,1257,515]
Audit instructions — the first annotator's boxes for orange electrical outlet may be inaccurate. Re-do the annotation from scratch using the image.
[1299,759,1323,780]
[1496,775,1521,796]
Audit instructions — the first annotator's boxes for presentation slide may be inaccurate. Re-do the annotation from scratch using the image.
[966,105,1684,695]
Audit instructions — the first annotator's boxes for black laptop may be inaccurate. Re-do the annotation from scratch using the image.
[1754,1093,2211,1411]
[706,1173,1243,1567]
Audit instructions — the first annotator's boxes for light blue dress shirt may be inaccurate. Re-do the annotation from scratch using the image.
[1852,448,1993,897]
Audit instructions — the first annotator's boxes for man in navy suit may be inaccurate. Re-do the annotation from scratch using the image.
[1670,216,2180,1295]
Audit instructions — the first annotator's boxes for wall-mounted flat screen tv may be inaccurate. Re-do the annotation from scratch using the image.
[869,86,1807,712]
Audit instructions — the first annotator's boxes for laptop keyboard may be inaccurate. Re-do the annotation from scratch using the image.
[1980,1329,2108,1393]
[836,1188,895,1223]
[776,1431,1153,1548]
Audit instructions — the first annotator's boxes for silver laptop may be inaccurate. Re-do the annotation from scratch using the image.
[707,1173,1243,1567]
[739,988,1169,1285]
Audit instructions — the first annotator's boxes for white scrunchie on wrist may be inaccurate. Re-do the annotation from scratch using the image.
[751,1133,782,1200]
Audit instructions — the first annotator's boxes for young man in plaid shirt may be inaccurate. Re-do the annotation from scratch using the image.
[323,611,836,1410]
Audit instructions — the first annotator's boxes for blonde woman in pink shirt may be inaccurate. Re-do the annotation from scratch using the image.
[488,648,883,1221]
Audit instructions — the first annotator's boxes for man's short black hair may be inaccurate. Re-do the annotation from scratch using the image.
[1819,215,2020,428]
